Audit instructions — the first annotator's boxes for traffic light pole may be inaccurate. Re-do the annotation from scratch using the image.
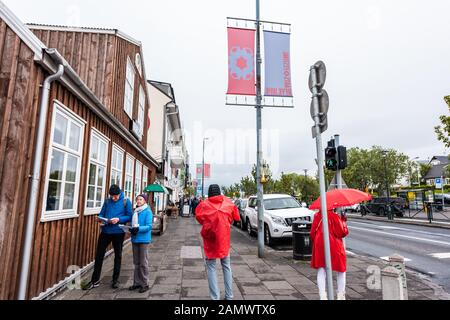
[335,135,343,190]
[311,64,335,300]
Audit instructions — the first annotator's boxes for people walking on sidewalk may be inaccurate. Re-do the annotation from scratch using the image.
[83,185,133,290]
[195,184,240,300]
[310,209,349,300]
[129,194,153,293]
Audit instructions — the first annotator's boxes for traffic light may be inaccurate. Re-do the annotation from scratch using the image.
[325,140,338,171]
[337,146,348,170]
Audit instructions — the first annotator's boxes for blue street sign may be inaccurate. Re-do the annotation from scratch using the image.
[435,178,442,189]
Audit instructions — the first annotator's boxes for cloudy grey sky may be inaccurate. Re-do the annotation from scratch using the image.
[6,0,450,188]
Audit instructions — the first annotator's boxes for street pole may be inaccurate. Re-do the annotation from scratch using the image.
[202,138,206,199]
[256,0,265,259]
[311,64,334,300]
[335,135,342,189]
[442,175,445,208]
[383,151,392,220]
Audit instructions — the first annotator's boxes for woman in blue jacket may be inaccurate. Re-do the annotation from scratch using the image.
[129,194,153,293]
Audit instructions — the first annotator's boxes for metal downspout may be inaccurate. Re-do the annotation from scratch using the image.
[18,60,64,300]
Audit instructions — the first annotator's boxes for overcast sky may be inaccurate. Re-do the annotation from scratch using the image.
[6,0,450,188]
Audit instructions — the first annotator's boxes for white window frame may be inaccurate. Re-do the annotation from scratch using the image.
[124,57,135,119]
[110,144,125,190]
[137,85,145,139]
[85,129,110,215]
[135,53,143,76]
[124,154,135,201]
[142,166,148,192]
[41,101,86,222]
[135,160,143,198]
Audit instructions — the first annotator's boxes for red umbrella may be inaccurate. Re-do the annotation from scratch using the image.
[309,188,372,211]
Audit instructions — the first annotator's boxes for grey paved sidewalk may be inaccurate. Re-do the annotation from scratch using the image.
[53,216,450,300]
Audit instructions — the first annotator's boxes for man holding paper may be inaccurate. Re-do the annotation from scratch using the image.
[83,185,133,290]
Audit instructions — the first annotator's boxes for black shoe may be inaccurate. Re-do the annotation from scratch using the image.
[82,281,100,291]
[139,286,150,293]
[129,285,141,291]
[111,281,120,289]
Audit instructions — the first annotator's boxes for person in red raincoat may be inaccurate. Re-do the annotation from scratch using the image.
[195,184,240,300]
[310,209,349,300]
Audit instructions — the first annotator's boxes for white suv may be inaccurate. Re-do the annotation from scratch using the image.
[244,194,315,245]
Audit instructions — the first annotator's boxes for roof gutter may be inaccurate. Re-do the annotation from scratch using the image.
[18,61,65,300]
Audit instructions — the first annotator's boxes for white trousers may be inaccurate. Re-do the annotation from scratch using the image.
[317,268,346,294]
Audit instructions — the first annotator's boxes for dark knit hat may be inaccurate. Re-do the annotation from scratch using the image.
[208,184,221,198]
[109,184,121,196]
[137,193,148,203]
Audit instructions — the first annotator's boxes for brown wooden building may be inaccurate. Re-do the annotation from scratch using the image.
[0,3,159,299]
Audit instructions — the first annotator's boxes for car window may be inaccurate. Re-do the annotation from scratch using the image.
[264,197,300,210]
[249,198,257,208]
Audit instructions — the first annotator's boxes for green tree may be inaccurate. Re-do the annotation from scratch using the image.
[240,176,256,197]
[435,98,450,148]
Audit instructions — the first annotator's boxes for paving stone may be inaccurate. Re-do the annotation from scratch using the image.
[243,295,274,300]
[241,285,271,295]
[150,284,181,295]
[263,281,295,290]
[256,273,285,281]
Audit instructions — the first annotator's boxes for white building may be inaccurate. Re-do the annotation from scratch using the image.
[147,80,189,213]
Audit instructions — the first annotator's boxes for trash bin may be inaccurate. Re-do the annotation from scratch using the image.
[292,220,312,261]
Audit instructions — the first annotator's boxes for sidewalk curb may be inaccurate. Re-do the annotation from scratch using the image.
[348,214,450,230]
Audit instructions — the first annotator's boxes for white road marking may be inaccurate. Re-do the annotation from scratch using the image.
[346,250,356,256]
[429,253,450,259]
[349,222,450,239]
[380,256,412,262]
[348,226,450,247]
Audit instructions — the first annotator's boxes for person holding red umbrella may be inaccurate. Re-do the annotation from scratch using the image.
[310,208,349,300]
[195,184,241,300]
[309,188,371,300]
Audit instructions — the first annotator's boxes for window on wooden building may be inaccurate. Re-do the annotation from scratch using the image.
[135,161,142,197]
[137,85,145,139]
[142,166,148,192]
[85,129,110,214]
[124,57,135,119]
[42,103,86,222]
[111,144,124,189]
[125,155,135,200]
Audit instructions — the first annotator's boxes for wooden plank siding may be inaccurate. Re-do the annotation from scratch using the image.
[30,28,150,151]
[0,21,157,299]
[0,21,44,300]
[24,80,156,299]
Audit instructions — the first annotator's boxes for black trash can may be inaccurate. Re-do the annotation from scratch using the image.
[292,220,312,261]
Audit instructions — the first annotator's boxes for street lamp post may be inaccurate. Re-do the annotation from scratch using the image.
[202,138,209,199]
[382,150,392,220]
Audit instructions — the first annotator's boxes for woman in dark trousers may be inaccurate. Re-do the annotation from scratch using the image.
[128,194,153,293]
[83,185,132,290]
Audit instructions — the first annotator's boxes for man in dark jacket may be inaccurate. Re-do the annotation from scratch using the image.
[83,185,132,290]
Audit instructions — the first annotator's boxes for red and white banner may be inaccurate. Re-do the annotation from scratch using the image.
[227,28,256,96]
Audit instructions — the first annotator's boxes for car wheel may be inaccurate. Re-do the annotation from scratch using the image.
[264,224,273,246]
[246,219,253,237]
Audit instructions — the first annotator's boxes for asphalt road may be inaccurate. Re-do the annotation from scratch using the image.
[346,219,450,293]
[235,219,450,293]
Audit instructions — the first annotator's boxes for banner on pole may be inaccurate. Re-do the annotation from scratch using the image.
[264,31,293,97]
[196,164,211,179]
[227,28,256,96]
